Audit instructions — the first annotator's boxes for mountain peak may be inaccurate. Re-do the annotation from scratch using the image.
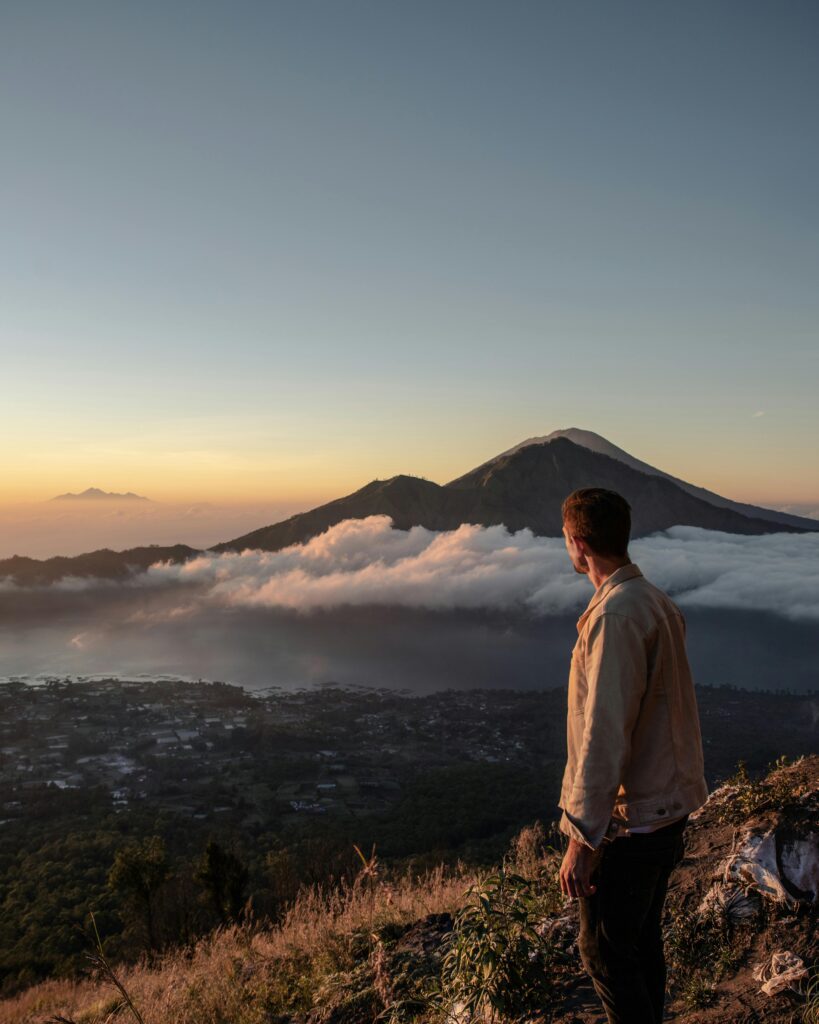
[498,427,628,460]
[50,488,150,502]
[22,431,819,575]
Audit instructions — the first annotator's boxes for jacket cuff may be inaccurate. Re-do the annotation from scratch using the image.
[559,808,606,850]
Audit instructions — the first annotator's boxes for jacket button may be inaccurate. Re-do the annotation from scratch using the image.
[656,808,666,815]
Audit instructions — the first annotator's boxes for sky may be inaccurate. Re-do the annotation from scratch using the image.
[2,0,817,514]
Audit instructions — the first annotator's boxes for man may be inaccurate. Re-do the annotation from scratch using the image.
[556,487,709,1024]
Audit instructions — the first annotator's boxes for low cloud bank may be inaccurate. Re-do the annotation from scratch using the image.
[124,516,819,622]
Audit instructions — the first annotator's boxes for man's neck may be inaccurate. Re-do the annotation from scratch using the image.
[588,557,632,592]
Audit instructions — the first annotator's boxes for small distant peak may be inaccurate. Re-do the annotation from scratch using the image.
[50,487,151,502]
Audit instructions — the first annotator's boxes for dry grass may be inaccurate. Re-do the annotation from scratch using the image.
[0,858,486,1024]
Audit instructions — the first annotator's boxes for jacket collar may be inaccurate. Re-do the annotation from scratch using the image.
[576,562,643,633]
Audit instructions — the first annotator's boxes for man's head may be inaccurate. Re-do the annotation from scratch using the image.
[561,488,631,576]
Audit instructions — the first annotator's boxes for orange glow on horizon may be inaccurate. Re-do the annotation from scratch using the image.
[0,430,816,510]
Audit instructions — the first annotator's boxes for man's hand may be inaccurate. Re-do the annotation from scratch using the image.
[559,838,598,899]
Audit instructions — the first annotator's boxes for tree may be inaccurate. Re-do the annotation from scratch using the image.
[195,840,249,924]
[108,835,169,952]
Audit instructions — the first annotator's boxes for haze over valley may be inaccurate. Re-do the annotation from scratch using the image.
[2,431,817,695]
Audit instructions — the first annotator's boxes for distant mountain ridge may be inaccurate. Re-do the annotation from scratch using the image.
[0,545,198,586]
[4,431,817,584]
[51,487,150,502]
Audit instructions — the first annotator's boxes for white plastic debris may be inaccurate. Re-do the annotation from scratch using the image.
[723,828,818,905]
[697,881,761,923]
[752,951,807,996]
[779,833,819,902]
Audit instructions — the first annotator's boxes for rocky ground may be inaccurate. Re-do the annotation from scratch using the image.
[542,755,817,1023]
[368,755,819,1024]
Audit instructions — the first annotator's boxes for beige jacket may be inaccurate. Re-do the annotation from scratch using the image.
[558,563,709,849]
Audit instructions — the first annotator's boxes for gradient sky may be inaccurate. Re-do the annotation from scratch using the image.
[2,1,817,508]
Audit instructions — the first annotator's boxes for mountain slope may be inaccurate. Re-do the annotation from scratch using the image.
[475,427,817,531]
[4,432,815,582]
[0,544,200,586]
[215,437,810,554]
[210,474,449,554]
[554,754,818,1023]
[3,754,815,1023]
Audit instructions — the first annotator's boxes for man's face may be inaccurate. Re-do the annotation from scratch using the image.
[562,522,589,576]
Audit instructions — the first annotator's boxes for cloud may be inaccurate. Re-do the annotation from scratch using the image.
[143,516,588,614]
[773,503,819,521]
[752,410,766,418]
[633,527,819,621]
[109,515,819,623]
[2,516,817,695]
[4,515,817,622]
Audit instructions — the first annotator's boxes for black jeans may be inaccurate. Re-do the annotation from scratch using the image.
[577,816,687,1024]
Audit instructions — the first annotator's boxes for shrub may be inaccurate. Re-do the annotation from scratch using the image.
[437,865,561,1022]
[715,755,795,825]
[665,898,755,1010]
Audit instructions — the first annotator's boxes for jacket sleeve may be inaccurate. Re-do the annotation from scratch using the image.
[559,611,648,849]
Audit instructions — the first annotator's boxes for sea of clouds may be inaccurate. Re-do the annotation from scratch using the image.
[18,514,815,623]
[2,515,817,692]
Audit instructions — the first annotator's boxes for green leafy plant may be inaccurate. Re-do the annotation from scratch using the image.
[437,865,559,1023]
[716,755,795,825]
[665,898,753,1011]
[666,903,722,1009]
